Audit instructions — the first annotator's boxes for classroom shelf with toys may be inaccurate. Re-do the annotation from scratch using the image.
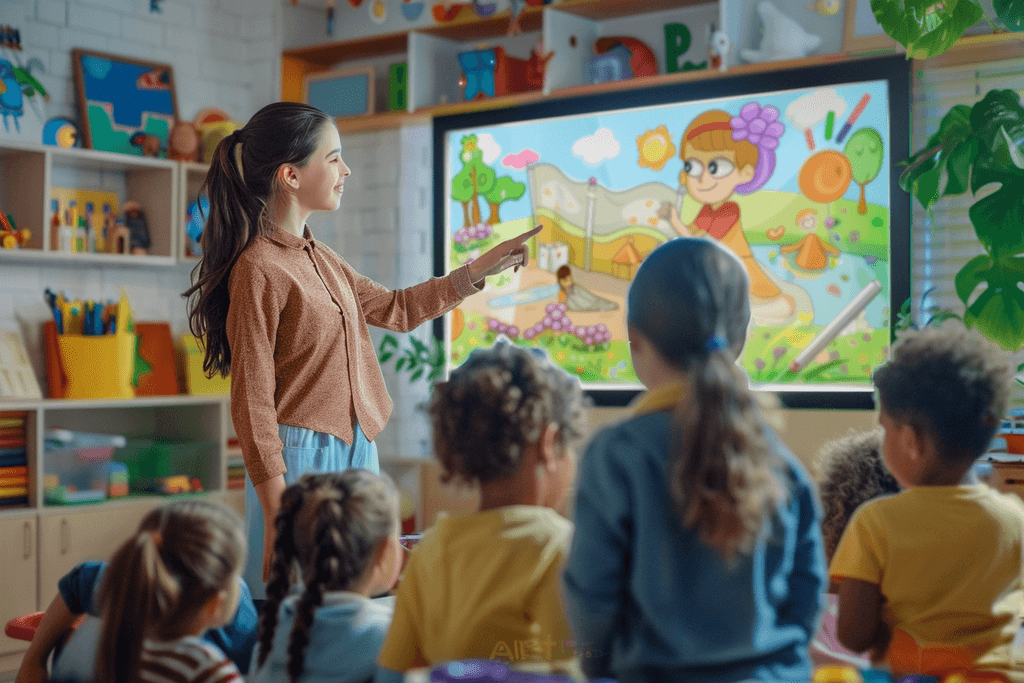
[0,139,185,267]
[282,0,722,134]
[280,0,1024,136]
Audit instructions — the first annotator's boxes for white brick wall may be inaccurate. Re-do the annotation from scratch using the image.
[0,0,283,390]
[0,1,427,464]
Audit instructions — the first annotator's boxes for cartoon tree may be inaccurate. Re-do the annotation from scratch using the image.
[451,134,495,227]
[844,128,884,215]
[483,175,526,224]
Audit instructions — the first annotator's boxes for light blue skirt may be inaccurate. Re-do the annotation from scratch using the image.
[244,423,378,599]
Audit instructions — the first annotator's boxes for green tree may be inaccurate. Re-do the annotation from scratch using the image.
[845,128,884,215]
[483,175,526,224]
[451,135,495,227]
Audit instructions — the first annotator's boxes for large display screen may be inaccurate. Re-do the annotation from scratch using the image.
[434,57,910,406]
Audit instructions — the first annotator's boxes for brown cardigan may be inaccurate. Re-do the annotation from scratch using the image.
[226,226,480,486]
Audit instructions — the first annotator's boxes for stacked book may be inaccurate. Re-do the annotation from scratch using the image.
[227,455,245,490]
[0,411,29,508]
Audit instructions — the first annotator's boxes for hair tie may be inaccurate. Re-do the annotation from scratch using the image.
[233,135,245,183]
[705,334,728,352]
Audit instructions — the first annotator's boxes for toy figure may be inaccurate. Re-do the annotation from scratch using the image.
[780,208,838,271]
[168,121,200,161]
[122,201,150,255]
[525,38,554,90]
[129,132,161,157]
[0,212,29,249]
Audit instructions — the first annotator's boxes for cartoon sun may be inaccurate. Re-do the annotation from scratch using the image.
[637,125,676,172]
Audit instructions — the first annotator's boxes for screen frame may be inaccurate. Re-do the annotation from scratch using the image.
[433,54,911,409]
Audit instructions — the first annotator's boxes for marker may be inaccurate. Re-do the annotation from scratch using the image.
[836,94,871,144]
[804,128,815,151]
[789,280,883,373]
[825,111,835,140]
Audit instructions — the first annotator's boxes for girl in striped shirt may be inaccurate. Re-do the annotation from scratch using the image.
[89,500,246,683]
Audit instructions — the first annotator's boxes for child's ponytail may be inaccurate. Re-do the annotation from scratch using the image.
[95,501,244,683]
[95,530,177,683]
[627,238,786,562]
[671,348,785,561]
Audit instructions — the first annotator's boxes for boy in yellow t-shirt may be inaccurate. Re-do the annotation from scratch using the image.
[831,323,1024,682]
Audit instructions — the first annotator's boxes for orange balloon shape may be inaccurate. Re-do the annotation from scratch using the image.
[799,150,853,204]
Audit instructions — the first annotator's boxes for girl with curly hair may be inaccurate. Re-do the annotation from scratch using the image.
[249,469,402,683]
[375,340,589,682]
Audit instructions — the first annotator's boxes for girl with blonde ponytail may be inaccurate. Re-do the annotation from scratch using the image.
[562,237,826,683]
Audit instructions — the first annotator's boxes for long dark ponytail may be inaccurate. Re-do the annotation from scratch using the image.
[628,238,786,560]
[183,102,332,377]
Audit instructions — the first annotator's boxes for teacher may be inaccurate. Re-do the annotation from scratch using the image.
[183,102,537,597]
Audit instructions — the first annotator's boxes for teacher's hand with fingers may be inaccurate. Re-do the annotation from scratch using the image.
[466,226,542,286]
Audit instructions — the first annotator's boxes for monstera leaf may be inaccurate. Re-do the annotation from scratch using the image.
[994,0,1024,30]
[900,89,1024,350]
[871,0,983,58]
[955,254,1024,350]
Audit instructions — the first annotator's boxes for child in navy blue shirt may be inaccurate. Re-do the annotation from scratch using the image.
[562,237,827,683]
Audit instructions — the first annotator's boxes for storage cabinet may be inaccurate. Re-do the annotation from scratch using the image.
[0,514,37,655]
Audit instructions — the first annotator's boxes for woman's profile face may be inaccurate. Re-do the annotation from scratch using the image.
[679,145,754,205]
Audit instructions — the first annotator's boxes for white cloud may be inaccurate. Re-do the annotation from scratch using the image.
[785,88,847,130]
[572,127,621,166]
[476,133,501,165]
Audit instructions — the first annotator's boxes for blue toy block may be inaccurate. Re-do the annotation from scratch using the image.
[458,48,497,100]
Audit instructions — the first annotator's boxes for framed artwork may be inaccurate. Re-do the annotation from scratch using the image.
[303,65,376,118]
[71,49,179,156]
[434,56,911,408]
[842,0,900,54]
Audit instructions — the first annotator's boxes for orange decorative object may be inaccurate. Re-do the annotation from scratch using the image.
[766,225,785,241]
[168,121,200,161]
[135,322,181,396]
[451,308,465,340]
[799,150,852,204]
[594,36,658,78]
[433,2,469,22]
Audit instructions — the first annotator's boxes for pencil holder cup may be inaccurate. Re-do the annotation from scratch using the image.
[57,333,136,399]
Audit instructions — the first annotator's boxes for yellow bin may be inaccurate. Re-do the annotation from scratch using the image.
[182,335,230,396]
[57,332,136,400]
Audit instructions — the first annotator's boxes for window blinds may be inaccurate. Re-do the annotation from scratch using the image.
[910,58,1024,323]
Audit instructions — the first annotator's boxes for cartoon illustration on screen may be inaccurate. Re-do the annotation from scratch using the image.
[445,84,891,389]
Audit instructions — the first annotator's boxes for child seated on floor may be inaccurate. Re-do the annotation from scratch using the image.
[374,341,588,683]
[810,427,900,668]
[831,322,1024,682]
[32,500,247,683]
[15,556,257,683]
[250,469,403,683]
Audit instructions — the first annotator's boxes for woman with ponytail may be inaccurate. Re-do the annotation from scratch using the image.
[562,237,826,683]
[249,470,402,683]
[182,102,538,598]
[48,501,246,683]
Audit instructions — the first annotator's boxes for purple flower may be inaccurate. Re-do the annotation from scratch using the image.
[755,358,766,371]
[585,336,593,346]
[489,319,499,329]
[772,346,786,360]
[525,330,535,339]
[543,316,552,327]
[509,326,519,336]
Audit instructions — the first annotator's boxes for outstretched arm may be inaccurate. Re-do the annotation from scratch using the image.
[15,594,79,683]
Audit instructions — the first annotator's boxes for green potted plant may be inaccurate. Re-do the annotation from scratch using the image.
[377,333,445,385]
[898,88,1024,351]
[871,0,1024,58]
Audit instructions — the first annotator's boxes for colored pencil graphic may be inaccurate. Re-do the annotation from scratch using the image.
[825,111,835,140]
[836,94,870,144]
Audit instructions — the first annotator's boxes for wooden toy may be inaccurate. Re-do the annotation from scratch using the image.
[0,212,29,249]
[389,62,408,111]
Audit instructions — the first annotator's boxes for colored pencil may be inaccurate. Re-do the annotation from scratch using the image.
[836,94,871,144]
[825,111,835,140]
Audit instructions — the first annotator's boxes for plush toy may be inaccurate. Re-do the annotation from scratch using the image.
[168,121,200,161]
[739,1,822,63]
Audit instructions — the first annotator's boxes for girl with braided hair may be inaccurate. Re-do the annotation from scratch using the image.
[562,237,826,683]
[249,469,402,683]
[374,340,588,683]
[659,103,796,322]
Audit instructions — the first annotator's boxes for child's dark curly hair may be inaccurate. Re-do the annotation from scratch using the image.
[873,322,1012,463]
[813,428,900,562]
[430,340,588,484]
